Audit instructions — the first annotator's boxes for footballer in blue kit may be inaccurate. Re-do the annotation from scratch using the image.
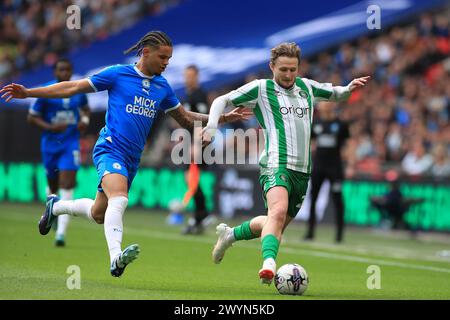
[0,31,251,278]
[27,58,90,247]
[87,63,181,192]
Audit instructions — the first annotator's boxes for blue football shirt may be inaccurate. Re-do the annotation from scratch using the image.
[88,64,180,156]
[29,80,88,153]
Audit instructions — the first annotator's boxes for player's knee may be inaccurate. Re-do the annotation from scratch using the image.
[91,208,106,224]
[94,217,104,224]
[93,215,104,224]
[269,207,287,226]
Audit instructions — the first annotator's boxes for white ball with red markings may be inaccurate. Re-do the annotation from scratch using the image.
[275,263,308,295]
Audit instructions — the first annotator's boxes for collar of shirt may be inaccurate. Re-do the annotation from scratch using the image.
[133,65,155,79]
[273,80,300,96]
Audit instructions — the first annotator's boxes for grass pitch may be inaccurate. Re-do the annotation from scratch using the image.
[1,202,450,300]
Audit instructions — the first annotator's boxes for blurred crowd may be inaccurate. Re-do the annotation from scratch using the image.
[0,0,181,83]
[330,11,450,180]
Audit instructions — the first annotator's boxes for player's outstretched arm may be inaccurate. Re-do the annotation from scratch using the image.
[168,105,208,130]
[323,75,370,102]
[0,79,94,102]
[27,114,68,133]
[348,76,370,92]
[200,94,252,146]
[168,103,252,131]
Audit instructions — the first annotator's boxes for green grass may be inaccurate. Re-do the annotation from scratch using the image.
[1,202,450,299]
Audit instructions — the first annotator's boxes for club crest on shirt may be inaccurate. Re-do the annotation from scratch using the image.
[299,90,309,99]
[142,79,150,89]
[142,79,150,95]
[113,162,122,170]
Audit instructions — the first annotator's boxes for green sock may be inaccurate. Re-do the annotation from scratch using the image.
[261,234,280,260]
[233,220,258,241]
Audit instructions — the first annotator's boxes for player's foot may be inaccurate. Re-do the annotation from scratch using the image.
[38,195,59,235]
[110,244,140,277]
[259,258,276,285]
[303,233,314,241]
[212,223,234,264]
[182,224,204,235]
[55,234,65,247]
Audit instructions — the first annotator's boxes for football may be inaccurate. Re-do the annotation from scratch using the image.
[275,263,308,295]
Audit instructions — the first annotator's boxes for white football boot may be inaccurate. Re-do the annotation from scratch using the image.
[212,223,234,264]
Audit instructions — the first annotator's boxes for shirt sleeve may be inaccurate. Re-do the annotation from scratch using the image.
[87,65,120,92]
[305,78,350,102]
[161,83,181,113]
[304,78,334,101]
[226,80,259,108]
[29,98,44,116]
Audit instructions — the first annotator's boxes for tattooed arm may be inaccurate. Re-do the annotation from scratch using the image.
[167,104,252,130]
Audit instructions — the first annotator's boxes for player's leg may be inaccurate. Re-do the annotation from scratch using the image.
[259,170,309,285]
[51,145,80,245]
[212,215,266,264]
[329,174,345,243]
[39,188,98,236]
[91,191,108,223]
[101,173,139,277]
[304,170,325,240]
[184,186,208,235]
[45,177,60,235]
[47,177,59,195]
[101,173,128,263]
[92,137,140,276]
[212,168,289,267]
[211,168,271,264]
[212,201,294,266]
[45,176,59,231]
[39,147,98,235]
[49,190,106,225]
[42,150,60,198]
[54,170,77,246]
[258,186,289,284]
[45,163,95,224]
[38,152,62,235]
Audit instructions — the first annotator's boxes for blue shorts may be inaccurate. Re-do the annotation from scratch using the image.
[92,136,140,192]
[42,141,80,179]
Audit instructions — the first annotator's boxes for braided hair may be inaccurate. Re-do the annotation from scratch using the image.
[123,31,172,56]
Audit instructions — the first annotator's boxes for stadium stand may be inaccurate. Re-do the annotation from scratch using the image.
[0,0,182,82]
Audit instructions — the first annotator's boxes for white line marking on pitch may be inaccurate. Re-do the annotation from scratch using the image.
[127,228,450,274]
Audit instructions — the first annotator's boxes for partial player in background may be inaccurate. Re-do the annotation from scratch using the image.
[28,58,90,247]
[1,31,251,278]
[304,102,349,243]
[181,65,211,235]
[203,42,369,285]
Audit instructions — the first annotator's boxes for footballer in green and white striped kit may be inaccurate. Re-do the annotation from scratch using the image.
[205,42,370,286]
[227,77,344,173]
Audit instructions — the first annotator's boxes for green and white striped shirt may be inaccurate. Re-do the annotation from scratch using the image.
[225,77,350,174]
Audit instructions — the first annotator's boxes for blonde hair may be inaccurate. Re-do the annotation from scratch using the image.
[270,42,301,65]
